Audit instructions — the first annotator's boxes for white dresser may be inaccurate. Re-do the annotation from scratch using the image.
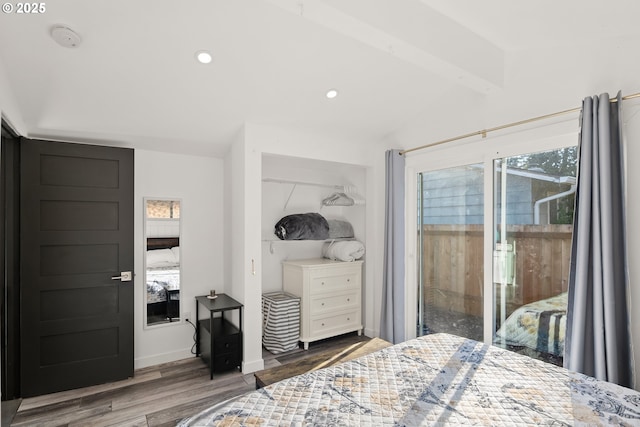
[282,258,363,350]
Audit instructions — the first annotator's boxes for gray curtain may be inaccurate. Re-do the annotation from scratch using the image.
[380,149,405,344]
[564,92,633,387]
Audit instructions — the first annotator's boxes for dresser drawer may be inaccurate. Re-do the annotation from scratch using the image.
[310,310,360,336]
[310,272,359,294]
[310,291,360,315]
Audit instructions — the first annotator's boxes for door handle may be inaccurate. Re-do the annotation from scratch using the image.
[111,271,132,282]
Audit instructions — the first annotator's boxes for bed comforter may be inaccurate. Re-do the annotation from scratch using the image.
[178,333,640,426]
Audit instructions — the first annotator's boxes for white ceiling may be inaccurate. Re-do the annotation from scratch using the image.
[1,0,639,157]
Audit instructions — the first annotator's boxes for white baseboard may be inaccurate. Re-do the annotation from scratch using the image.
[364,327,378,338]
[242,358,264,374]
[134,348,194,370]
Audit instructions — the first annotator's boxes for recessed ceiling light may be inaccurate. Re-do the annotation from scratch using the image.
[195,51,212,64]
[326,89,338,99]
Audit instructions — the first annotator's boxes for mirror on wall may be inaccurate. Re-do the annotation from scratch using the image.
[144,198,181,327]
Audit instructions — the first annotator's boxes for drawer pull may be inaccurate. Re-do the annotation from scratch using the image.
[321,302,325,306]
[347,298,350,302]
[347,278,350,282]
[225,343,230,348]
[322,323,325,326]
[347,317,350,321]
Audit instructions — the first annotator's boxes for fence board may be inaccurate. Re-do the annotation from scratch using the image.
[420,224,572,318]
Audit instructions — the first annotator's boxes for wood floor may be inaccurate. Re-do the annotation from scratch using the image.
[3,333,369,427]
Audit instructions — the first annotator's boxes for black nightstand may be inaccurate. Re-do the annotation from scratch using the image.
[167,289,180,320]
[195,294,243,379]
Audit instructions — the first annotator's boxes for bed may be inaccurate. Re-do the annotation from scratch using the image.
[494,292,567,361]
[146,237,180,320]
[178,333,640,426]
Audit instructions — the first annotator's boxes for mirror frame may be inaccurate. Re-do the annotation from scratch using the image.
[143,197,183,329]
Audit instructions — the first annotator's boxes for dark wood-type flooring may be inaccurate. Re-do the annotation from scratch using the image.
[2,332,369,427]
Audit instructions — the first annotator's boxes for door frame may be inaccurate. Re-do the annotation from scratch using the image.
[404,118,579,344]
[1,120,21,400]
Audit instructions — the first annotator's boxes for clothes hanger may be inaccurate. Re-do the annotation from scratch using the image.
[322,192,355,206]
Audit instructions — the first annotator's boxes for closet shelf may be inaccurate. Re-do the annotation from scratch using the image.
[262,238,358,255]
[261,238,356,243]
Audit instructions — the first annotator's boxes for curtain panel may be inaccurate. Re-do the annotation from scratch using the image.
[564,91,633,387]
[380,149,405,344]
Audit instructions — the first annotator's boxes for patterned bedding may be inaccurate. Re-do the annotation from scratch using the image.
[146,266,180,303]
[178,333,640,426]
[495,292,567,357]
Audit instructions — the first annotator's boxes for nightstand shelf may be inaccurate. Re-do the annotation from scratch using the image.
[195,294,243,379]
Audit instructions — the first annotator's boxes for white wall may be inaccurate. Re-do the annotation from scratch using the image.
[623,98,640,390]
[226,128,265,374]
[134,149,224,369]
[0,55,26,135]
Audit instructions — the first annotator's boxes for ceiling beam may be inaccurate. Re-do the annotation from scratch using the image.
[263,0,504,94]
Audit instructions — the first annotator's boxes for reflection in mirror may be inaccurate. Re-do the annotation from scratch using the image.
[145,198,181,327]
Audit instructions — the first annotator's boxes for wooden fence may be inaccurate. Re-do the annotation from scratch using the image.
[420,224,572,317]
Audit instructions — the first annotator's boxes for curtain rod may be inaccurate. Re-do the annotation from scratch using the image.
[400,92,640,156]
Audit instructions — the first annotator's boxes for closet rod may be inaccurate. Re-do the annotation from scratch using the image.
[262,177,343,190]
[400,91,640,156]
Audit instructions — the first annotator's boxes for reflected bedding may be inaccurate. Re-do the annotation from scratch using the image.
[146,266,180,303]
[495,292,567,357]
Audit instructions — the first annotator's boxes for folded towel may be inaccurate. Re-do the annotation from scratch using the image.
[322,240,365,262]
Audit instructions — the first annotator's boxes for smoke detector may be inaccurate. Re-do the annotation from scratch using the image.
[50,25,81,48]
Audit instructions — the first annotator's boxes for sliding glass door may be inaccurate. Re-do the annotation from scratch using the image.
[417,164,484,341]
[492,147,576,365]
[415,145,577,366]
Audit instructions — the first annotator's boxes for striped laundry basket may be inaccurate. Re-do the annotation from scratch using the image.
[262,292,301,354]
